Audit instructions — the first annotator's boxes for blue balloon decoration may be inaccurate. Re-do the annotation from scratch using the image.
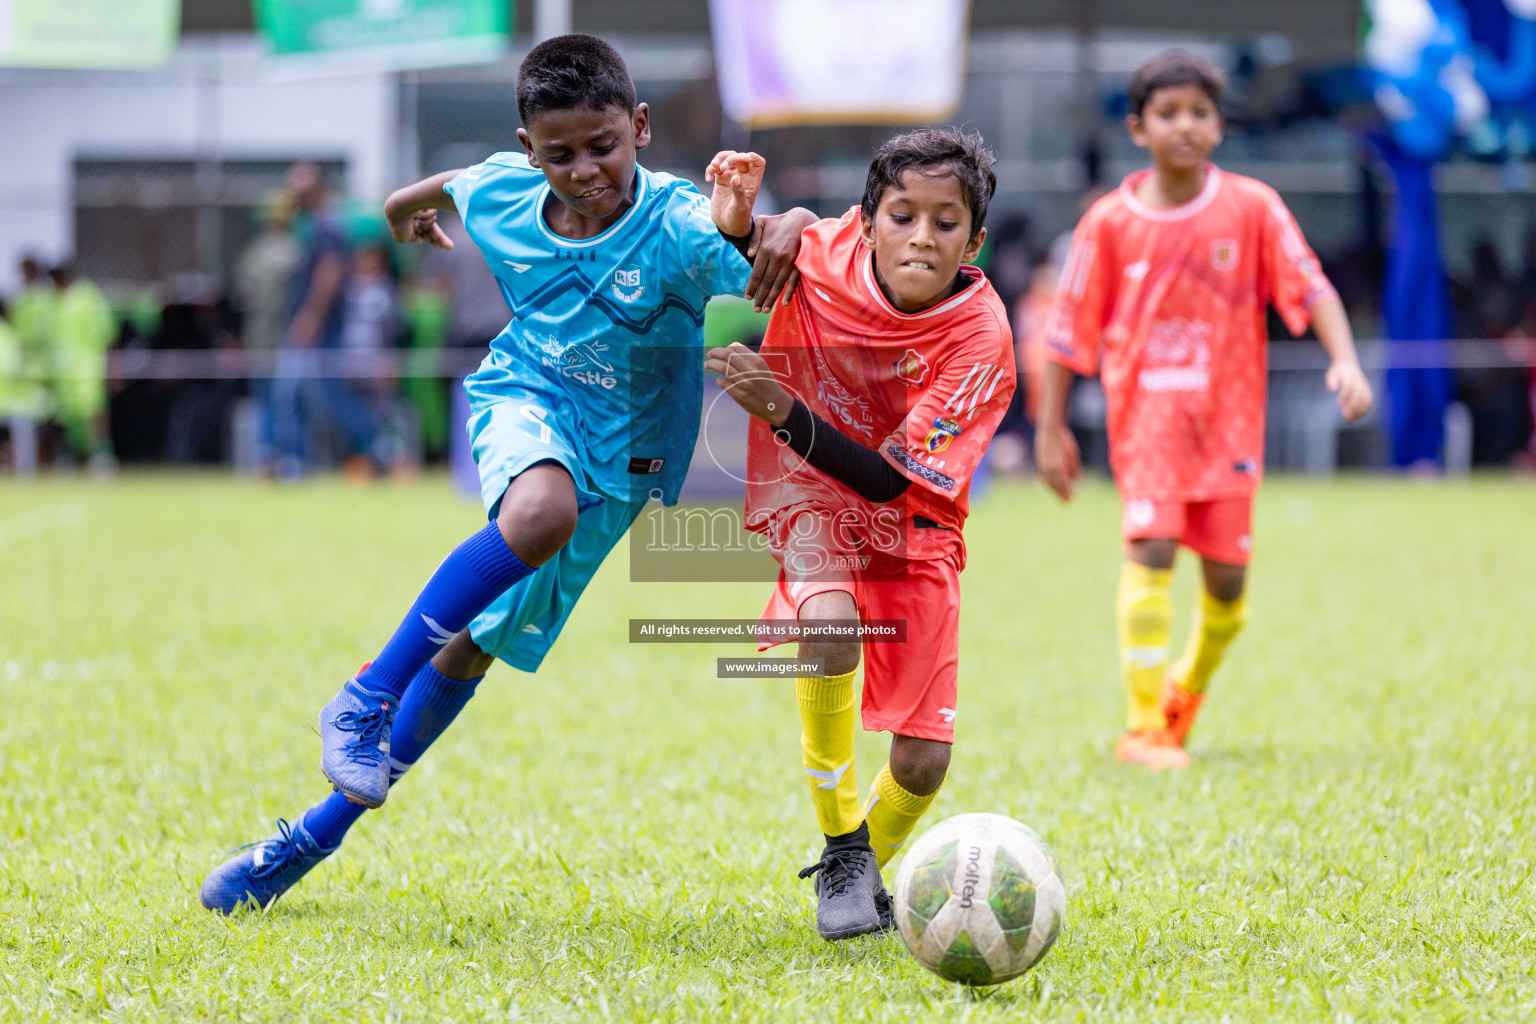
[1363,0,1536,466]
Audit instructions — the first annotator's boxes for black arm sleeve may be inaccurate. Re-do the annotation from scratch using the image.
[776,399,912,503]
[718,222,755,261]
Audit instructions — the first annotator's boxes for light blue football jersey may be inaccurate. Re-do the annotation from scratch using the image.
[444,153,751,505]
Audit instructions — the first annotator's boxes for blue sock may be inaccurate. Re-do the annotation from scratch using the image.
[301,791,365,850]
[300,665,485,848]
[388,664,483,783]
[356,523,530,698]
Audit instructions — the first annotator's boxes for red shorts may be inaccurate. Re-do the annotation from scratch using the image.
[1121,494,1254,565]
[756,511,960,743]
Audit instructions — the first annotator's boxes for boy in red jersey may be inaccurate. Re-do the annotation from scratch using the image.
[704,128,1014,940]
[1035,51,1373,769]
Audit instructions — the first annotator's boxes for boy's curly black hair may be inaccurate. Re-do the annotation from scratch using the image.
[860,127,997,241]
[516,34,636,126]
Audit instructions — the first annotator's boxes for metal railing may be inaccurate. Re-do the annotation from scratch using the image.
[1,337,1525,381]
[2,340,1531,479]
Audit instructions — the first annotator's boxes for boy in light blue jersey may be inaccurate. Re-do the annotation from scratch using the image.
[201,34,815,914]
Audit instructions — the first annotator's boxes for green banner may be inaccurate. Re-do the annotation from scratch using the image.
[0,0,180,69]
[253,0,510,71]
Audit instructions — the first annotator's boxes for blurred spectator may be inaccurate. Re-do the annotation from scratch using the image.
[1012,255,1058,431]
[983,213,1034,313]
[1454,237,1518,340]
[327,238,409,478]
[1527,349,1536,469]
[161,284,242,465]
[233,192,300,468]
[985,216,1041,475]
[1518,228,1536,317]
[271,162,349,481]
[1321,241,1384,337]
[1510,232,1536,461]
[1455,236,1532,464]
[342,241,400,356]
[0,296,49,475]
[414,212,509,459]
[988,251,1059,477]
[48,262,116,474]
[236,195,302,351]
[12,256,54,407]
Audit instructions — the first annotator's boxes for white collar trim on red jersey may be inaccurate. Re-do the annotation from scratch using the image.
[1120,165,1222,222]
[859,252,984,320]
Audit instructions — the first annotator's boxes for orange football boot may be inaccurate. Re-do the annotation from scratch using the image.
[1160,677,1206,748]
[1115,728,1191,770]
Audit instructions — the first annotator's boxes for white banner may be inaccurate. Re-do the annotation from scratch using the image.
[709,0,970,127]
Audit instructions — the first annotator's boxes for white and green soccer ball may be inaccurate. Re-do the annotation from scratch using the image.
[892,812,1065,985]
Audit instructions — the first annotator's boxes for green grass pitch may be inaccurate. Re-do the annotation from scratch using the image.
[2,473,1533,1022]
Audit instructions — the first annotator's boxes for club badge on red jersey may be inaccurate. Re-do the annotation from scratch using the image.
[893,349,930,387]
[1210,238,1239,272]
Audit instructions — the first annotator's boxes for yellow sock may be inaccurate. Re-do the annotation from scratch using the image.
[796,670,863,837]
[864,763,936,868]
[1117,561,1173,732]
[1169,588,1249,695]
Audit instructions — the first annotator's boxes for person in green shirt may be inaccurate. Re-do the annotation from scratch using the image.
[11,257,55,402]
[48,263,116,470]
[0,297,49,475]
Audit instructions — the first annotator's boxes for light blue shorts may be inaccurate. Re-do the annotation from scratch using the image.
[465,389,649,672]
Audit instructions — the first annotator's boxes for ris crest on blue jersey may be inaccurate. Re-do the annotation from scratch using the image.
[613,265,645,302]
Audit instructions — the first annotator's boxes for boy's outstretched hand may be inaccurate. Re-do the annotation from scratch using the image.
[383,169,463,250]
[706,150,765,238]
[707,150,816,311]
[389,208,454,250]
[704,341,793,428]
[1326,359,1373,422]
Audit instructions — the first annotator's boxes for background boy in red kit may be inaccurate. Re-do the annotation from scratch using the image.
[1034,51,1373,769]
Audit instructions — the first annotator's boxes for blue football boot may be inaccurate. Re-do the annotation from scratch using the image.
[199,817,336,914]
[319,669,397,809]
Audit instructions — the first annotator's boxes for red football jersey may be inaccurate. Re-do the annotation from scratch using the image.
[1045,165,1338,501]
[744,209,1015,567]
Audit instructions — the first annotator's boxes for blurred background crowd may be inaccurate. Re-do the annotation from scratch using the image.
[0,157,505,480]
[2,0,1534,482]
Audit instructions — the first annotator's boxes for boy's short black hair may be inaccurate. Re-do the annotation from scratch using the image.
[516,34,637,127]
[860,127,997,240]
[1127,50,1226,117]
